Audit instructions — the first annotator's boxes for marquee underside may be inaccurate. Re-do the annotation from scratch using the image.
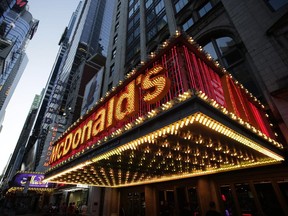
[45,96,284,187]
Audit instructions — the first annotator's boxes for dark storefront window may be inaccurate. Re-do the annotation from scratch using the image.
[220,185,237,216]
[278,181,288,205]
[188,187,200,215]
[235,183,257,215]
[159,190,175,215]
[254,183,284,215]
[127,192,145,216]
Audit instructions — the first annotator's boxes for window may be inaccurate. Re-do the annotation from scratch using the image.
[146,16,168,41]
[182,18,194,31]
[109,64,115,77]
[117,2,121,11]
[145,0,168,42]
[113,34,118,45]
[115,22,119,31]
[220,185,237,216]
[146,0,153,9]
[235,183,257,215]
[126,42,140,62]
[129,0,140,18]
[265,0,288,10]
[127,11,140,46]
[155,0,165,14]
[116,12,120,20]
[254,183,284,215]
[278,181,288,204]
[203,36,240,66]
[198,1,212,17]
[108,82,113,91]
[147,26,157,41]
[111,48,116,59]
[202,35,262,97]
[175,0,189,13]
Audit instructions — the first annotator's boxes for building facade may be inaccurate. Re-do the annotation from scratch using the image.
[0,0,116,212]
[3,0,288,216]
[103,0,288,143]
[45,0,288,216]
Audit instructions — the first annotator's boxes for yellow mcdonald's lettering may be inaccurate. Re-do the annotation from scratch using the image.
[141,66,171,104]
[50,65,171,165]
[106,97,115,128]
[72,128,82,149]
[81,120,93,144]
[92,108,106,136]
[63,133,73,156]
[115,80,139,121]
[57,142,64,160]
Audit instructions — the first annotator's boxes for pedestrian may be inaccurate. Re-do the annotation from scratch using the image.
[80,203,88,215]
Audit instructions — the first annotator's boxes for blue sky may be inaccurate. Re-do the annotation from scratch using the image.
[0,0,80,174]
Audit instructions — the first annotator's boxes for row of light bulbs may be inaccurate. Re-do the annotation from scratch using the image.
[47,110,283,186]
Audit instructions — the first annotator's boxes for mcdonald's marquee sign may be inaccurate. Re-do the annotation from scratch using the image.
[48,34,279,168]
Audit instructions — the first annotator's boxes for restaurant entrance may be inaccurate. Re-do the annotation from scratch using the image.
[120,187,145,216]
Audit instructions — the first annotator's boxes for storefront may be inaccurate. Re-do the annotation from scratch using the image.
[116,164,288,216]
[45,34,288,215]
[5,171,54,214]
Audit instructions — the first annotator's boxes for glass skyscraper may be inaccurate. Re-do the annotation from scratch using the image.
[0,1,38,132]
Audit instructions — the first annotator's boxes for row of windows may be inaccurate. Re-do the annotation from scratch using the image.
[127,25,140,45]
[174,0,188,13]
[175,0,217,33]
[145,0,167,42]
[146,0,165,25]
[128,0,140,18]
[147,15,167,41]
[128,11,140,31]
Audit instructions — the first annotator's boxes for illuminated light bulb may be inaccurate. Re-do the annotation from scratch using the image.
[156,149,162,156]
[237,150,244,159]
[162,41,168,47]
[210,153,217,161]
[223,146,230,154]
[167,151,173,158]
[176,154,182,161]
[215,142,222,151]
[193,148,200,156]
[206,139,213,148]
[202,150,209,159]
[144,146,150,153]
[200,159,205,166]
[174,142,181,151]
[184,146,191,154]
[161,140,169,148]
[192,158,198,165]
